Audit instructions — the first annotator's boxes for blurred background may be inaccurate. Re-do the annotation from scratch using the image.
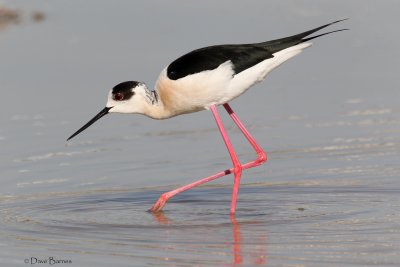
[1,0,399,194]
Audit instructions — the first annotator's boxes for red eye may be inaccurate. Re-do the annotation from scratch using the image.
[113,92,124,101]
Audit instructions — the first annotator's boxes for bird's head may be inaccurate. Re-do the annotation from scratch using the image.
[106,81,150,114]
[67,81,148,141]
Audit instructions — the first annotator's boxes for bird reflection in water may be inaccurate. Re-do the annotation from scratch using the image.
[152,212,267,265]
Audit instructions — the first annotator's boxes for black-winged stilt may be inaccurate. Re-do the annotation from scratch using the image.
[67,19,347,214]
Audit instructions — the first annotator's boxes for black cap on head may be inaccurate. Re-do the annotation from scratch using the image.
[111,81,140,101]
[112,81,140,93]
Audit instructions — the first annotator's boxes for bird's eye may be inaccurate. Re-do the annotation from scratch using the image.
[113,92,124,101]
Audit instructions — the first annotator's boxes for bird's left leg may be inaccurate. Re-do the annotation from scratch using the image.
[210,105,243,214]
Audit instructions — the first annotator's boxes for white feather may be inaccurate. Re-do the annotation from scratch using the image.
[225,42,312,104]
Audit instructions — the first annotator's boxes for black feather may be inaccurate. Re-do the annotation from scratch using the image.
[167,19,348,80]
[167,45,273,80]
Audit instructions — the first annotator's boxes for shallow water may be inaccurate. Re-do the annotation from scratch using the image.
[1,1,400,266]
[1,183,399,266]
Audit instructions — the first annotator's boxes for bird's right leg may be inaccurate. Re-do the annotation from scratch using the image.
[149,168,234,213]
[223,103,268,168]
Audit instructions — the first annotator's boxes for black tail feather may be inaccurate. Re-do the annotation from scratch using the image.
[285,18,349,43]
[261,19,349,53]
[302,28,349,42]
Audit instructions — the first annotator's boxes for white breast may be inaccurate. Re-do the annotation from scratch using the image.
[155,61,235,116]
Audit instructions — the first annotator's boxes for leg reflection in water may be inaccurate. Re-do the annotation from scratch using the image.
[230,215,267,266]
[151,212,268,265]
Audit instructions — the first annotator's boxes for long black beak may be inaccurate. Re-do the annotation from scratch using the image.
[67,107,112,141]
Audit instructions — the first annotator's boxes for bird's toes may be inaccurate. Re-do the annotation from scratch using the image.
[149,200,165,213]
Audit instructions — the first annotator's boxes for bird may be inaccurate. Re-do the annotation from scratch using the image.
[67,19,347,214]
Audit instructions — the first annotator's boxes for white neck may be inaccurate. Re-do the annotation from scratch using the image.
[141,87,172,119]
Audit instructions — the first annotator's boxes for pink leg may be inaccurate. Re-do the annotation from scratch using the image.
[210,105,243,214]
[150,104,267,214]
[223,103,267,166]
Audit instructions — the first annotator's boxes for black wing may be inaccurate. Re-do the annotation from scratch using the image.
[166,19,348,80]
[167,45,273,80]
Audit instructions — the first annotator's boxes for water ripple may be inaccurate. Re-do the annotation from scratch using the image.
[1,184,398,266]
